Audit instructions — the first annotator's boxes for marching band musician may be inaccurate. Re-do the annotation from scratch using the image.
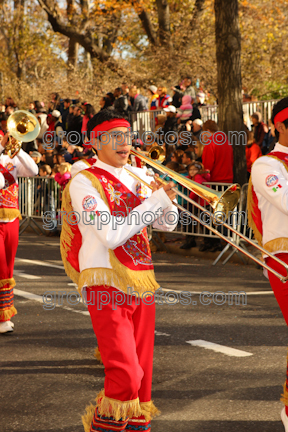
[0,133,38,333]
[60,109,178,432]
[249,97,288,431]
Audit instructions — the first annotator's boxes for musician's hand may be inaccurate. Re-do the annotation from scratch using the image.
[1,133,10,148]
[163,181,177,202]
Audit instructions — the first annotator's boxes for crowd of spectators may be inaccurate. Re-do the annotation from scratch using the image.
[0,81,277,247]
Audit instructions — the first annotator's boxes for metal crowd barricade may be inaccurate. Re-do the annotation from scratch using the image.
[18,176,62,235]
[151,181,253,266]
[128,110,163,133]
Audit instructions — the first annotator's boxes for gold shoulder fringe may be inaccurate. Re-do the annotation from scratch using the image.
[247,177,262,246]
[94,346,103,364]
[0,306,17,321]
[0,278,16,288]
[281,381,288,407]
[140,400,161,421]
[264,238,288,254]
[0,209,21,221]
[60,178,80,285]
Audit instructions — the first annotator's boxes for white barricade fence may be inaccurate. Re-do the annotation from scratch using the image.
[18,176,62,234]
[18,177,255,266]
[128,110,164,134]
[129,100,279,134]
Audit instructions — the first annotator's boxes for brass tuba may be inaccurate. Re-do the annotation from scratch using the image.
[5,110,40,158]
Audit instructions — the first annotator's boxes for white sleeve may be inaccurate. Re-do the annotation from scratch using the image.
[14,149,39,177]
[152,199,178,231]
[0,173,4,189]
[251,156,288,216]
[70,160,89,177]
[70,173,174,250]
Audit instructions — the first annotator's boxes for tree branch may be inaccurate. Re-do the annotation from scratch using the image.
[37,0,123,73]
[131,0,158,46]
[182,0,206,47]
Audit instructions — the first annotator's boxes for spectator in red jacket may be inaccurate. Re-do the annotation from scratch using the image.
[246,131,262,180]
[200,120,233,251]
[202,120,233,183]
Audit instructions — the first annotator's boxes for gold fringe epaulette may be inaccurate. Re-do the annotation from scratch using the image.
[247,177,263,246]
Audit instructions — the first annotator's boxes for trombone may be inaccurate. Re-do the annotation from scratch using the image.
[125,147,288,283]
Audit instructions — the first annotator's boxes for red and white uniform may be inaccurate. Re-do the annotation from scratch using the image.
[0,143,38,322]
[61,158,177,431]
[250,142,288,416]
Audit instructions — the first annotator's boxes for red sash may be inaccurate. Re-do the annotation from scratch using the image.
[248,151,288,246]
[0,163,20,221]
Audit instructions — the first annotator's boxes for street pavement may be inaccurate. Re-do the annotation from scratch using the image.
[0,233,287,432]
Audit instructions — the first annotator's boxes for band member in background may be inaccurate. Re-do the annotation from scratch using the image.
[249,97,288,431]
[0,133,39,333]
[60,109,177,432]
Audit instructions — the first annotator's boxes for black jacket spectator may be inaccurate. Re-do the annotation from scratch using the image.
[114,95,128,116]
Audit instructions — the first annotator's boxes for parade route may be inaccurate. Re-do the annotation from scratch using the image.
[0,234,287,432]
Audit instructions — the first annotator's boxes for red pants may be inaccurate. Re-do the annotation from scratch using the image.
[85,285,157,431]
[266,253,288,325]
[266,253,288,413]
[0,219,19,322]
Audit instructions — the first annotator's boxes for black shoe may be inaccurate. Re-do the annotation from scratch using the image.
[199,243,212,252]
[180,239,196,249]
[210,244,223,252]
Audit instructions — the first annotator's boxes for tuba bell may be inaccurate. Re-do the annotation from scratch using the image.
[5,110,40,158]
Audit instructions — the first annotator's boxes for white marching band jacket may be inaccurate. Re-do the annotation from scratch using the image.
[251,142,288,256]
[69,159,178,292]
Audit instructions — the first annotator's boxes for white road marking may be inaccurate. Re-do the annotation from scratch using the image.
[159,287,273,295]
[186,339,253,357]
[13,270,41,280]
[155,331,170,336]
[14,289,90,316]
[15,258,65,270]
[14,258,273,296]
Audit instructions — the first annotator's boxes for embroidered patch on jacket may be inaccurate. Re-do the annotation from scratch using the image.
[5,163,15,172]
[266,174,278,187]
[82,195,97,211]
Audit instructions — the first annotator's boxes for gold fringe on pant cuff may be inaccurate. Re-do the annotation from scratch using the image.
[0,278,16,289]
[96,389,142,421]
[94,346,103,364]
[81,392,160,431]
[82,402,96,432]
[140,400,161,421]
[0,306,17,321]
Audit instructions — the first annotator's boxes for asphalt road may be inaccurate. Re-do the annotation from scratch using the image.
[0,234,287,432]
